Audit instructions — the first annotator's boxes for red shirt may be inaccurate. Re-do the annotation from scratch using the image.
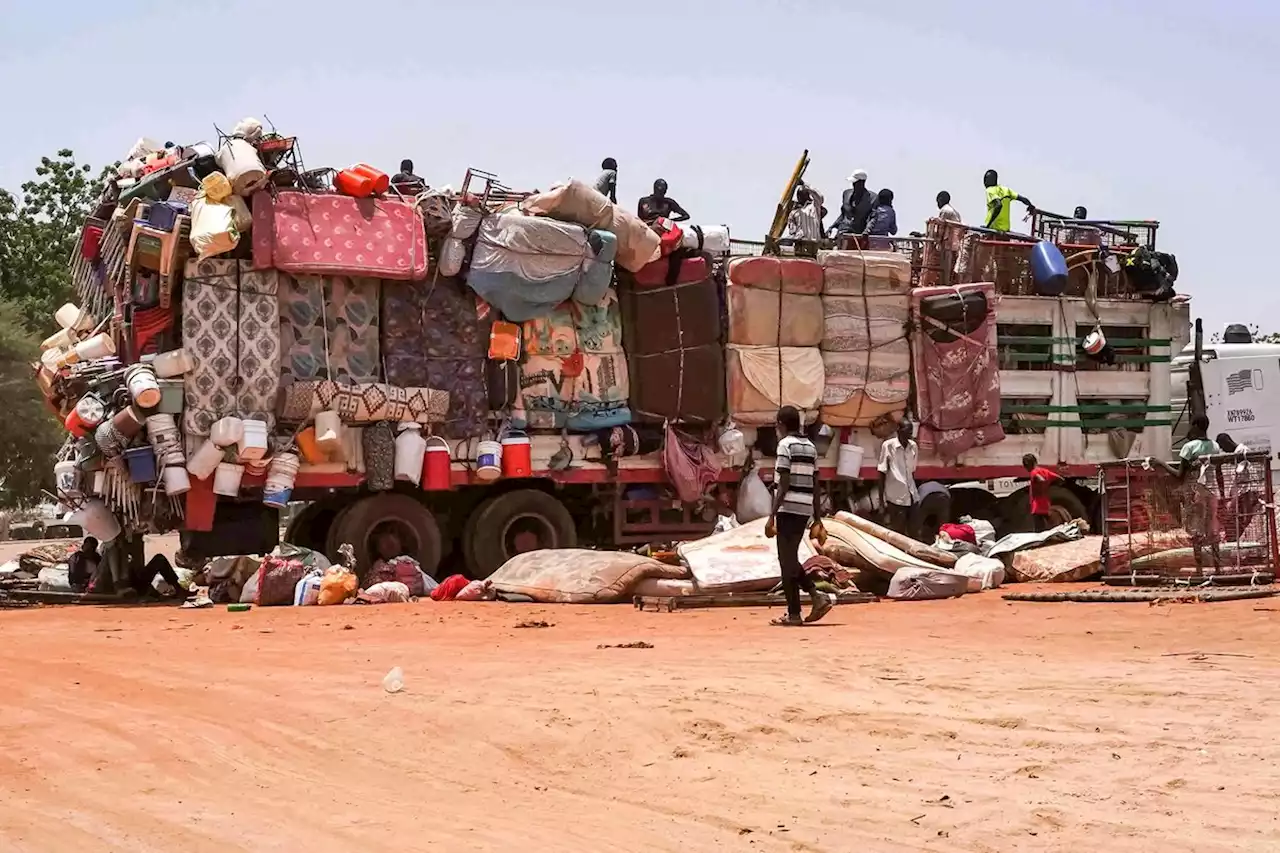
[1028,467,1062,516]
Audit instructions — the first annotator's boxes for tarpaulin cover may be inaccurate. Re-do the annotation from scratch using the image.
[912,283,1005,459]
[886,567,970,601]
[466,213,616,321]
[520,179,661,273]
[279,273,381,385]
[252,191,428,281]
[182,259,280,442]
[725,345,824,426]
[489,549,688,603]
[677,518,816,594]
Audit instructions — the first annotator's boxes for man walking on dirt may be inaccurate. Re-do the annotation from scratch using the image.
[765,406,836,626]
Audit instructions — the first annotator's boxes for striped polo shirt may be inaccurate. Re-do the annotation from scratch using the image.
[775,434,818,517]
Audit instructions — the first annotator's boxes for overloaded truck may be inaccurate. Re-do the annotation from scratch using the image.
[34,123,1190,579]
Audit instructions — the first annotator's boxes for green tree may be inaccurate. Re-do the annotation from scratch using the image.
[0,150,110,508]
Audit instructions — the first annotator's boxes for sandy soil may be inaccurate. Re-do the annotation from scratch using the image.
[1,589,1278,852]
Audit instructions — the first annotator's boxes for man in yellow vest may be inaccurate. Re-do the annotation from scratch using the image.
[983,169,1035,232]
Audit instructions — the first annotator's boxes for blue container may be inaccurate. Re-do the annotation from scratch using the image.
[1031,241,1068,296]
[124,447,158,483]
[147,201,188,233]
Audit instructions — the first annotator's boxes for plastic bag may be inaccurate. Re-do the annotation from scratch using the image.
[318,566,359,606]
[737,468,771,523]
[293,572,322,606]
[359,581,411,604]
[190,192,251,260]
[454,579,494,601]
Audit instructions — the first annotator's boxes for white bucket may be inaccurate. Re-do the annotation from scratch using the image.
[151,348,193,378]
[210,416,244,448]
[836,441,865,480]
[55,303,95,332]
[69,332,115,364]
[315,410,343,454]
[263,452,300,508]
[1083,328,1107,356]
[91,469,107,496]
[126,364,162,409]
[161,464,191,496]
[238,418,269,461]
[186,439,224,480]
[54,460,80,496]
[42,326,79,351]
[73,499,121,543]
[213,462,245,497]
[394,423,427,485]
[476,440,503,481]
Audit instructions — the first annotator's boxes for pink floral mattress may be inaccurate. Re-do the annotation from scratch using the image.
[252,191,428,281]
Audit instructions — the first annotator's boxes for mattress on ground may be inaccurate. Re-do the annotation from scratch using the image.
[678,518,816,594]
[727,256,822,294]
[1008,535,1105,583]
[726,284,823,347]
[251,190,428,281]
[629,344,725,424]
[620,277,720,356]
[819,250,912,295]
[820,348,910,427]
[489,548,689,604]
[467,215,616,321]
[381,274,488,361]
[279,273,381,385]
[622,254,712,288]
[517,352,631,432]
[725,345,823,425]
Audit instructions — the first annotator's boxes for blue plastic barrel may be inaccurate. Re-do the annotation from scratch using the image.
[1031,241,1068,296]
[124,446,157,483]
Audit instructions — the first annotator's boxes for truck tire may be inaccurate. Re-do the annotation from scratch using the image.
[285,500,342,555]
[331,493,443,579]
[464,489,576,579]
[1046,486,1089,528]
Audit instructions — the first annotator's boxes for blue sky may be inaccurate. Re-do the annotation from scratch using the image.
[2,0,1275,337]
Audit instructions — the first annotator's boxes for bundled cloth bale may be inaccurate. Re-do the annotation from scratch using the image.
[489,549,689,604]
[521,179,660,273]
[887,567,969,601]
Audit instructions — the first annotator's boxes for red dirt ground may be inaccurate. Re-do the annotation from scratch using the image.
[1,590,1278,852]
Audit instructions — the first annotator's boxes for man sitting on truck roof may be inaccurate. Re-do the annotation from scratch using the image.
[391,159,425,195]
[637,179,689,224]
[829,169,876,237]
[861,188,898,238]
[983,169,1035,232]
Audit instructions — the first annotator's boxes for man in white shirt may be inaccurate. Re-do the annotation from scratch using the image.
[936,191,962,223]
[878,421,919,536]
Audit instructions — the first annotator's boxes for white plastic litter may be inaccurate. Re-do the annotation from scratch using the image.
[382,667,405,694]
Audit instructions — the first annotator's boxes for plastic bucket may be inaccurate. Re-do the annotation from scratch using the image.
[151,348,193,378]
[64,407,91,438]
[238,418,269,461]
[186,439,223,479]
[73,499,121,543]
[422,437,452,490]
[75,394,106,429]
[210,416,243,448]
[264,452,300,508]
[1083,328,1107,355]
[836,441,865,480]
[42,326,78,351]
[126,364,162,409]
[334,168,375,198]
[112,406,145,439]
[315,411,342,454]
[476,440,503,481]
[213,462,245,497]
[501,433,532,478]
[124,446,158,483]
[55,303,95,331]
[296,427,324,463]
[67,332,115,364]
[351,163,390,195]
[161,463,191,496]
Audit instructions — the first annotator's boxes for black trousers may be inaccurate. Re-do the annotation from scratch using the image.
[885,503,911,537]
[776,513,816,618]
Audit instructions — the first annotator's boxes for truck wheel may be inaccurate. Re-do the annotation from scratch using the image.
[1046,486,1089,528]
[332,493,443,579]
[465,489,576,579]
[285,500,342,555]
